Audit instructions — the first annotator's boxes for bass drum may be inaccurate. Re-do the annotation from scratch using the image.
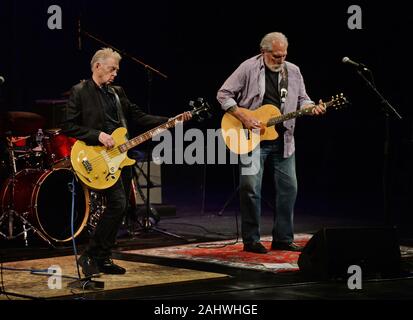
[0,168,89,242]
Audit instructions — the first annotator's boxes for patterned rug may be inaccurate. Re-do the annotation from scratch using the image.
[125,234,312,273]
[0,255,228,299]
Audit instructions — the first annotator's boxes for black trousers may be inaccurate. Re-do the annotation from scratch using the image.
[85,167,132,259]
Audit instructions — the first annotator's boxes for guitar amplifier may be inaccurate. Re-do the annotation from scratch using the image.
[133,161,162,204]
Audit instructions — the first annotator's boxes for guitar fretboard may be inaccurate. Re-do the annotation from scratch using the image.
[118,116,184,153]
[267,100,334,126]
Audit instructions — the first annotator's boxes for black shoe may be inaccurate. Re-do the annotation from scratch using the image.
[96,258,126,275]
[77,254,101,278]
[271,241,303,252]
[243,242,268,254]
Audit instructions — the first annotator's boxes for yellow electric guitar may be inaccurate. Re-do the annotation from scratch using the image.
[71,100,211,190]
[221,94,348,155]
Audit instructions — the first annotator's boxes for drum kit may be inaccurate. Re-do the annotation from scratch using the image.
[0,111,105,246]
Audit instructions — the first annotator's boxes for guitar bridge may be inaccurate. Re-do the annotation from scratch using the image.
[82,159,92,173]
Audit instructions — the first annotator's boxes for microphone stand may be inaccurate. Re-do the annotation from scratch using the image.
[355,68,402,225]
[81,30,168,79]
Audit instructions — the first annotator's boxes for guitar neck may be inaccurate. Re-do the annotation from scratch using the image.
[267,100,333,126]
[118,115,185,153]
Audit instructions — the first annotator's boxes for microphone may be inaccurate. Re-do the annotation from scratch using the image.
[280,88,288,103]
[77,18,82,50]
[342,57,369,71]
[0,76,5,85]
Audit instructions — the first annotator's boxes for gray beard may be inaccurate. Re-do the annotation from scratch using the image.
[267,64,283,72]
[272,65,283,72]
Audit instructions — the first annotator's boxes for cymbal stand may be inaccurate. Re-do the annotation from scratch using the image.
[0,137,53,247]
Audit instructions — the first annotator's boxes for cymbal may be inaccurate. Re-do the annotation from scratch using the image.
[1,111,46,136]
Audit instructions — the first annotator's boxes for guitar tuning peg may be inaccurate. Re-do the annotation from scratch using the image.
[189,100,195,107]
[197,97,204,103]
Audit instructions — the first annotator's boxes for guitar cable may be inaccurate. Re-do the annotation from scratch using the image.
[68,175,82,280]
[68,172,104,292]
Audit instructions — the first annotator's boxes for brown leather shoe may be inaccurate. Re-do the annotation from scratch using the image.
[243,242,268,254]
[271,242,303,252]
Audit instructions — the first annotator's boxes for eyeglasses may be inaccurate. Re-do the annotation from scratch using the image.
[268,52,287,59]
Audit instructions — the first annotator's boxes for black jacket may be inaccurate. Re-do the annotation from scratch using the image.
[60,79,167,145]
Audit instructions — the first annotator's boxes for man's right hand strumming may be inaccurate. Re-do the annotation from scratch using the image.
[228,106,261,130]
[99,131,115,148]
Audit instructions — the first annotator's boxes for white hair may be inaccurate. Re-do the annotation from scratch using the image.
[260,32,288,51]
[90,48,122,71]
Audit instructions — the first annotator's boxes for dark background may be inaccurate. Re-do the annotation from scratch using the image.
[0,1,411,233]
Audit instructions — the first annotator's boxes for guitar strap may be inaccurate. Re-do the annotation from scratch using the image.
[109,86,129,139]
[280,63,288,112]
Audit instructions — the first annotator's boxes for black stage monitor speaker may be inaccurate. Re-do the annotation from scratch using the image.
[298,226,401,279]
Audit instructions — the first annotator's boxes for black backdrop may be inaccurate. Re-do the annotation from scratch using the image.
[0,1,411,231]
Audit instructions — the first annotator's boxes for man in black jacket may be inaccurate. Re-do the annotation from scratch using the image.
[61,48,186,277]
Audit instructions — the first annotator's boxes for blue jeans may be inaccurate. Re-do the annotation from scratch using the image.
[239,140,297,244]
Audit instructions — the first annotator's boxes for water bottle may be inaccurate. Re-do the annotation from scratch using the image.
[35,129,44,150]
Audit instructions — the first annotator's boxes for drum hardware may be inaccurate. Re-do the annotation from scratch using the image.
[0,111,94,246]
[0,136,54,247]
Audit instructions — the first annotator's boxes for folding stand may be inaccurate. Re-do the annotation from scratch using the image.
[129,150,187,241]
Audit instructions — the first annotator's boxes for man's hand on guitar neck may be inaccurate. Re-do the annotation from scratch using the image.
[99,131,116,149]
[303,99,327,116]
[228,105,261,130]
[169,111,192,122]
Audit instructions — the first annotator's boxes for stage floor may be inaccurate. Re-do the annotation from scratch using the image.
[2,211,413,301]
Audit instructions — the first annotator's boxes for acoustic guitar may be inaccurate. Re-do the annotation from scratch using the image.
[221,94,348,155]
